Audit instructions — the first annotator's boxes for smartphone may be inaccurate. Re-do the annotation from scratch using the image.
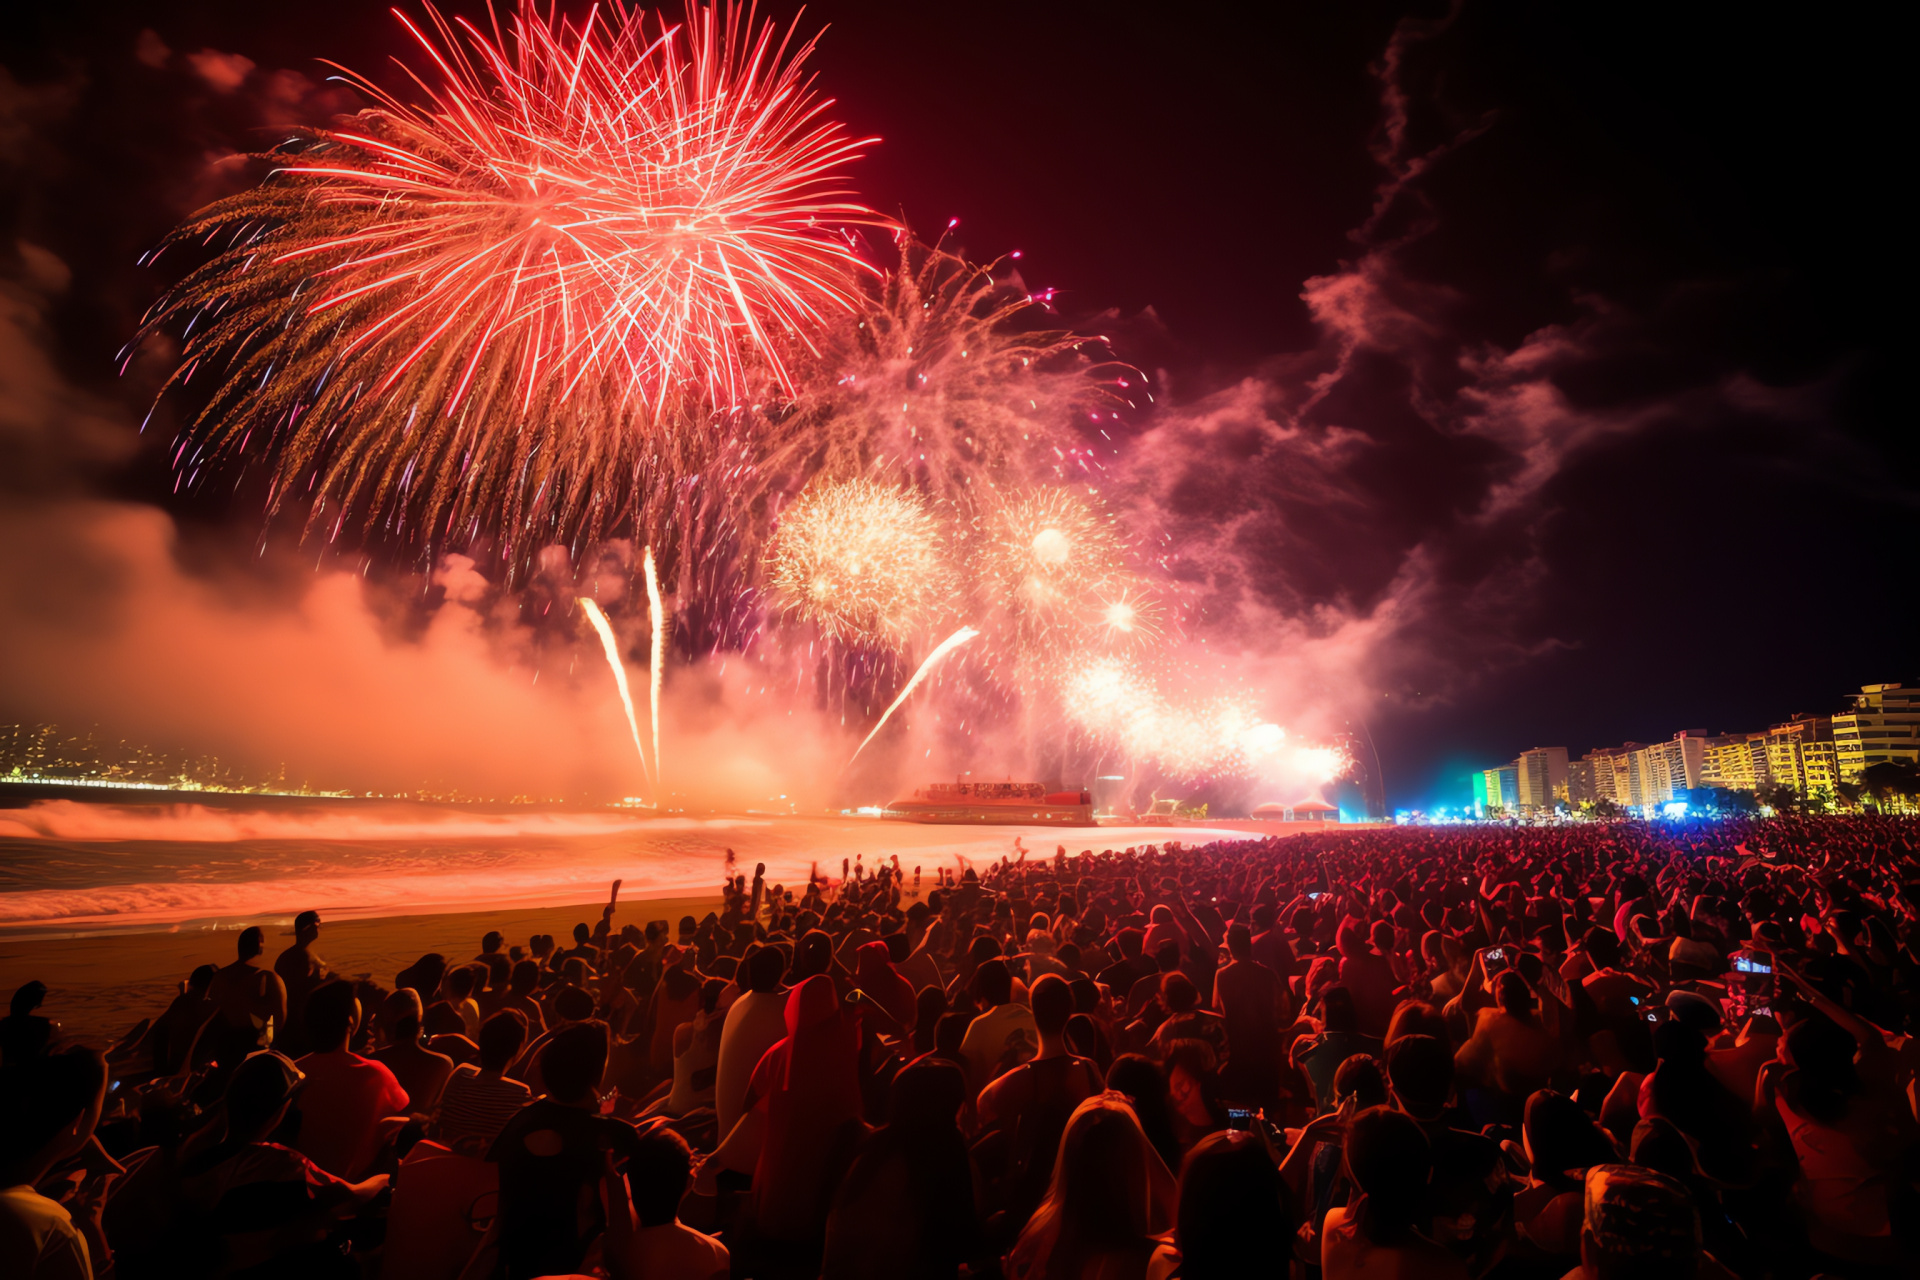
[1730,949,1776,1015]
[1227,1108,1254,1131]
[1483,947,1510,976]
[1308,891,1324,901]
[1644,1005,1670,1024]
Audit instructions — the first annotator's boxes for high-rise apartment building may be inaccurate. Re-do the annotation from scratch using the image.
[1481,680,1915,816]
[1627,734,1708,807]
[1483,764,1520,812]
[1833,684,1920,782]
[1800,741,1842,798]
[1761,716,1833,792]
[1515,747,1571,811]
[1579,745,1640,807]
[1567,758,1597,806]
[1703,733,1770,791]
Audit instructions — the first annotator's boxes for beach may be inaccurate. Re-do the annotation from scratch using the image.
[0,797,1265,1043]
[0,891,721,1046]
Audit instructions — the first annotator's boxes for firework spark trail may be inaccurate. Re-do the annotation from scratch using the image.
[779,239,1133,505]
[141,1,884,569]
[580,598,651,794]
[849,626,980,765]
[644,547,665,786]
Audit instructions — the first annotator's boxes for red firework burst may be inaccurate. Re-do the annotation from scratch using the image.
[141,1,882,557]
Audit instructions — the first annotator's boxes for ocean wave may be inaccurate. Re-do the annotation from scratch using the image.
[0,799,762,843]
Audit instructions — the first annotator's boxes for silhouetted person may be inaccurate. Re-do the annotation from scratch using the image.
[205,927,287,1082]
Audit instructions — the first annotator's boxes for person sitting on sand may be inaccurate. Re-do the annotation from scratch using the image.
[370,988,455,1113]
[499,960,547,1036]
[205,927,287,1078]
[488,1021,642,1280]
[0,1045,108,1279]
[147,964,218,1077]
[273,911,328,1055]
[177,1050,389,1277]
[602,1125,730,1280]
[292,980,411,1179]
[434,1009,532,1154]
[0,981,58,1066]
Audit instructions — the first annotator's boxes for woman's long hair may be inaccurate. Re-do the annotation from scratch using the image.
[1173,1130,1290,1278]
[1010,1095,1160,1280]
[1105,1054,1183,1175]
[1341,1107,1432,1246]
[1524,1090,1618,1192]
[1785,1013,1860,1125]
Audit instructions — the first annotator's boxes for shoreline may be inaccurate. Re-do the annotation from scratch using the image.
[0,890,722,1048]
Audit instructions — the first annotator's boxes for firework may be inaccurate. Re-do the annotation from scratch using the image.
[849,626,980,764]
[140,1,880,567]
[767,478,951,646]
[644,547,666,783]
[580,598,651,792]
[1084,578,1170,656]
[776,238,1130,503]
[979,487,1127,664]
[1063,656,1344,784]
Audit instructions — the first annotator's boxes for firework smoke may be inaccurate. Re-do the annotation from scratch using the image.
[578,597,650,793]
[140,1,881,570]
[1064,656,1350,787]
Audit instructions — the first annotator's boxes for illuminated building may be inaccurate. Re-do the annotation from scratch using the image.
[1482,764,1520,813]
[1833,683,1920,782]
[1800,741,1842,799]
[1515,747,1570,811]
[1627,734,1707,808]
[1567,757,1597,806]
[1763,715,1833,792]
[1579,745,1640,807]
[1703,733,1770,791]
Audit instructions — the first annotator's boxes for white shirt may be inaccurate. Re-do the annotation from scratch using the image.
[714,989,788,1139]
[0,1185,91,1280]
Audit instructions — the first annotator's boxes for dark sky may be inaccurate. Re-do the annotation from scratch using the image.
[1,0,1911,808]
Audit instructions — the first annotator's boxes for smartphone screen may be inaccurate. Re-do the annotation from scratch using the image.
[1483,947,1510,976]
[1227,1108,1254,1131]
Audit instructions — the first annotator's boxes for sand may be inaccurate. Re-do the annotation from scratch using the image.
[0,891,720,1047]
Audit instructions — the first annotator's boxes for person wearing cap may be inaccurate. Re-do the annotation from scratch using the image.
[1569,1163,1735,1280]
[176,1050,388,1276]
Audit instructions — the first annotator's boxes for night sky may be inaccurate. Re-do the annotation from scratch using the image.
[0,1,1910,808]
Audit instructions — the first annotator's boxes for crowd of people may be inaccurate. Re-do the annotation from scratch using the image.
[4,814,1920,1279]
